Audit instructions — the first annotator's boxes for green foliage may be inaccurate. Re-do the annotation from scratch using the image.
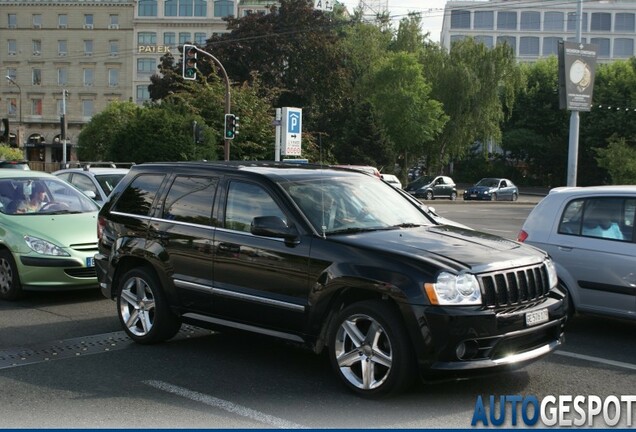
[0,145,24,161]
[594,136,636,184]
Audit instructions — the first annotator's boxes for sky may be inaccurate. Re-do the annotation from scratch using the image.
[339,0,448,42]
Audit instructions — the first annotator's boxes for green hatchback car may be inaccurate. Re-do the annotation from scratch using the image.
[0,171,100,300]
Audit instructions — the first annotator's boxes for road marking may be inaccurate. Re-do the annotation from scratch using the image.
[144,380,307,429]
[555,350,636,371]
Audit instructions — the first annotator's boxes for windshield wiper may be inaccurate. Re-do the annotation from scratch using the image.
[327,226,389,235]
[391,223,423,228]
[40,210,82,215]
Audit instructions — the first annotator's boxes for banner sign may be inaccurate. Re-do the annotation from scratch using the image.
[558,41,597,111]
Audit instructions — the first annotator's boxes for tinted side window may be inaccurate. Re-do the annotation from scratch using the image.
[113,173,164,216]
[71,173,99,196]
[163,175,218,226]
[225,181,286,232]
[559,197,634,241]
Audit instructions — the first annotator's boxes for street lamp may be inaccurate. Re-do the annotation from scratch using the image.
[5,75,23,149]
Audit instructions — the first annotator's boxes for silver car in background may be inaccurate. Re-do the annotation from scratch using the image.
[518,186,636,321]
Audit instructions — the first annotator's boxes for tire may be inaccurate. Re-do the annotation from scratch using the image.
[425,191,433,200]
[491,193,497,201]
[0,249,23,301]
[329,300,416,397]
[117,266,181,344]
[512,192,518,201]
[450,192,457,201]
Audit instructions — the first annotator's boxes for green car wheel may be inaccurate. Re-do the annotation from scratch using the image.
[0,249,23,301]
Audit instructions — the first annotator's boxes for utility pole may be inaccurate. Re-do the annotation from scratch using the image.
[567,0,584,187]
[62,89,68,166]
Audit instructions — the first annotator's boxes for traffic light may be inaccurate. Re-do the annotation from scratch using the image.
[224,114,237,140]
[182,44,198,80]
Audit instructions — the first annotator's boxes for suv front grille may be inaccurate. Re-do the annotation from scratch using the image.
[479,264,550,308]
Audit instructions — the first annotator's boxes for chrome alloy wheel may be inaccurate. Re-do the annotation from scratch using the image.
[333,313,393,390]
[119,276,156,337]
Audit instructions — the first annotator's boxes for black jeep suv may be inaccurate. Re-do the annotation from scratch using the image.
[96,161,567,397]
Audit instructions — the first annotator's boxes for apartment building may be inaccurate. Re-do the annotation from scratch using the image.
[441,0,636,62]
[1,0,279,164]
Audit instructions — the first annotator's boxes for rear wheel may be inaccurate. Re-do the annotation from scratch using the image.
[425,191,433,200]
[0,249,23,301]
[450,192,457,201]
[512,192,518,201]
[117,267,181,344]
[329,300,416,397]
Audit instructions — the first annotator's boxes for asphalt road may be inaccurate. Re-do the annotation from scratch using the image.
[0,197,634,428]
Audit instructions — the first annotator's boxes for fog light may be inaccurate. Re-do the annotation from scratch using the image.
[456,340,479,360]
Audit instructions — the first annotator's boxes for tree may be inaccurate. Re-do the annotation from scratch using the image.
[0,144,24,161]
[595,136,636,184]
[422,38,524,173]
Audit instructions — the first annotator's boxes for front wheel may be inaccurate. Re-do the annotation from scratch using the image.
[117,267,181,344]
[0,249,22,301]
[450,192,457,201]
[491,193,498,201]
[329,300,416,397]
[425,191,433,200]
[512,192,518,201]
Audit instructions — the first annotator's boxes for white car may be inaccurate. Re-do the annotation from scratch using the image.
[53,164,129,207]
[381,174,402,189]
[518,185,636,321]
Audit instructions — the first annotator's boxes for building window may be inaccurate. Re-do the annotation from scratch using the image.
[137,58,157,74]
[195,32,207,45]
[82,100,94,117]
[8,99,17,117]
[165,0,177,16]
[519,37,539,56]
[474,35,493,49]
[179,32,191,44]
[450,35,466,45]
[614,38,634,58]
[58,14,68,28]
[110,14,119,26]
[591,38,610,57]
[58,40,67,56]
[108,69,119,87]
[136,85,150,103]
[84,14,94,26]
[591,12,611,31]
[84,40,94,55]
[567,12,588,32]
[179,0,194,16]
[474,11,493,30]
[32,39,42,55]
[32,14,42,28]
[497,11,517,30]
[8,39,17,55]
[615,13,635,32]
[32,69,41,85]
[450,9,470,29]
[138,32,157,44]
[544,12,564,31]
[83,68,94,86]
[164,32,176,46]
[194,0,207,17]
[497,36,516,54]
[542,37,562,56]
[520,11,540,31]
[214,0,234,18]
[110,40,119,56]
[58,68,68,86]
[8,14,16,28]
[139,0,158,17]
[6,68,16,81]
[32,99,43,116]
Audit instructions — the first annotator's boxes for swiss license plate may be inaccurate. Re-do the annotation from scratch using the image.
[470,194,477,198]
[525,308,549,327]
[86,256,95,268]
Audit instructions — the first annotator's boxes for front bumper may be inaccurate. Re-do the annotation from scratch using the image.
[409,295,567,377]
[16,252,98,290]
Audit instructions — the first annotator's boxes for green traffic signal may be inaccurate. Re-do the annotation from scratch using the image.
[224,114,236,140]
[182,44,198,80]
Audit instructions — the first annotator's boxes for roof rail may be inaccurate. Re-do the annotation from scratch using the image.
[61,161,136,170]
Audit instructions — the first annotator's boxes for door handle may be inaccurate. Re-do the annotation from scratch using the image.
[558,245,572,252]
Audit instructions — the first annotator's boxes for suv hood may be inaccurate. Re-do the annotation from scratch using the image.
[331,225,544,271]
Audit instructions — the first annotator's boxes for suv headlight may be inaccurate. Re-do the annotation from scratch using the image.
[425,272,482,305]
[545,259,558,289]
[24,235,70,256]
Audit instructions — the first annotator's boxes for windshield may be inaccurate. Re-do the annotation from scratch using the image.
[408,176,433,189]
[96,173,127,196]
[282,175,434,235]
[0,177,100,215]
[476,178,499,187]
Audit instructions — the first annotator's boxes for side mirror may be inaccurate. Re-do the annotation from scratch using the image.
[251,216,299,245]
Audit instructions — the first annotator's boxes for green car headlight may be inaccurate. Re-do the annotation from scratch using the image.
[24,235,70,256]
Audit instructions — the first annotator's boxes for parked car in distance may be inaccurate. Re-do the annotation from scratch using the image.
[381,173,402,189]
[96,161,566,397]
[518,185,636,321]
[53,164,129,207]
[0,160,30,170]
[405,175,457,200]
[0,170,100,300]
[463,178,519,201]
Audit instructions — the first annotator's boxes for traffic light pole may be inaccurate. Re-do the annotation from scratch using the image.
[190,48,232,161]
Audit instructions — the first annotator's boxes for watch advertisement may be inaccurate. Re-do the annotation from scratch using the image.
[558,41,598,111]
